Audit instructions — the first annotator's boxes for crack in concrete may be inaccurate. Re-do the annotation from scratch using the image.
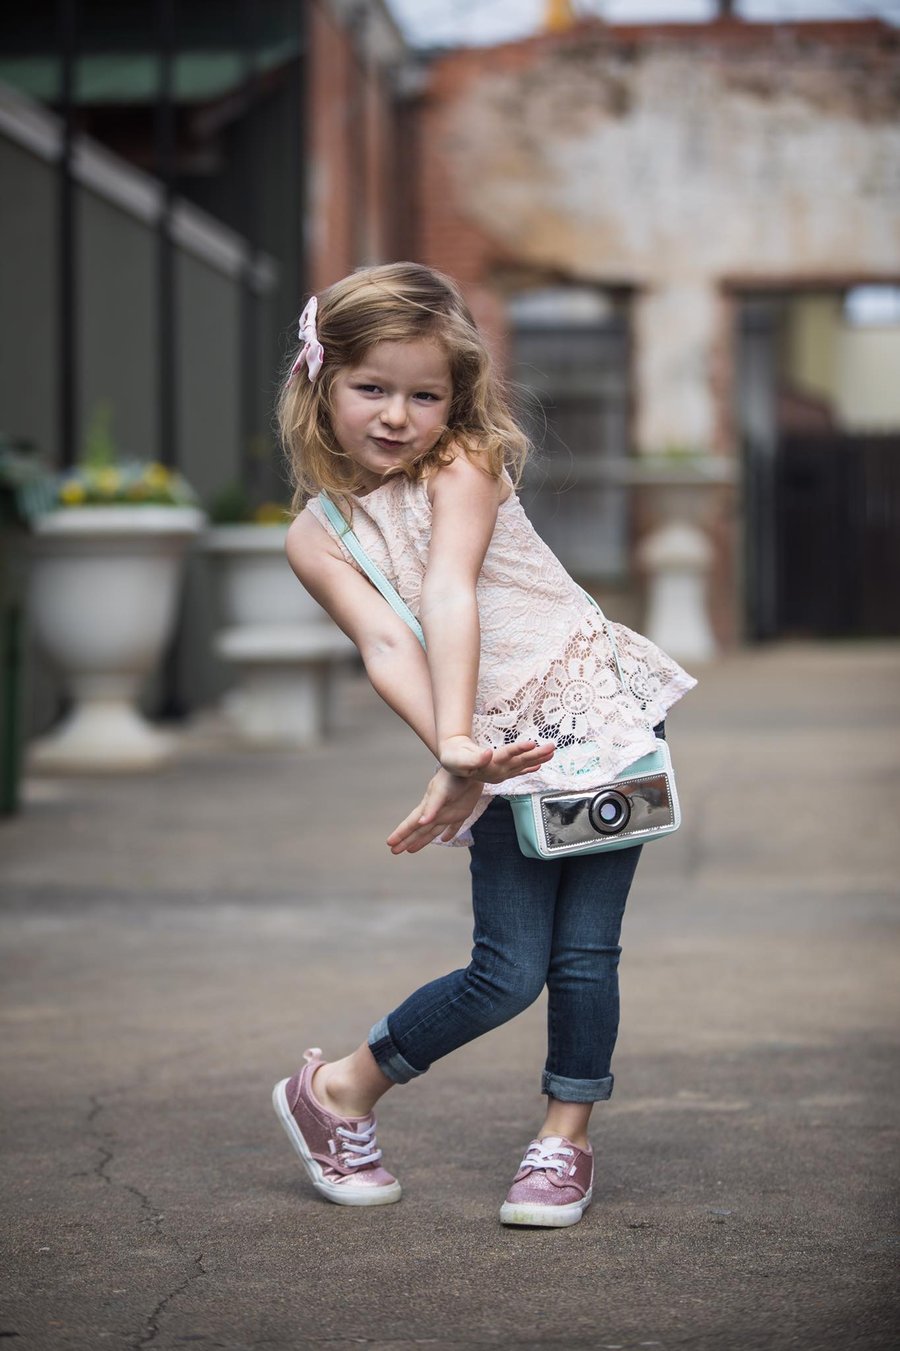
[82,1094,207,1349]
[132,1253,207,1351]
[85,1094,118,1187]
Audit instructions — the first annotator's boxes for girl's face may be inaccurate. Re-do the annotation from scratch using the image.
[330,339,453,494]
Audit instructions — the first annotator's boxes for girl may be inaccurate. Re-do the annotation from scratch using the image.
[272,263,696,1228]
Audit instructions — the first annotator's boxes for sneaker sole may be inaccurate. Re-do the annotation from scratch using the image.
[499,1188,592,1228]
[272,1079,402,1207]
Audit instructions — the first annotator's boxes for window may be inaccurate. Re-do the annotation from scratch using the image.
[509,287,630,580]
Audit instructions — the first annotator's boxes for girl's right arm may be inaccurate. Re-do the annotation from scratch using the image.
[286,509,438,752]
[285,509,550,849]
[287,509,491,847]
[287,509,549,771]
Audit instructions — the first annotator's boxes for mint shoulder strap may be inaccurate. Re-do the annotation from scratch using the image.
[317,492,426,649]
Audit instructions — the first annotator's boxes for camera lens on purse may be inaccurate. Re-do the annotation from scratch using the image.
[588,789,631,835]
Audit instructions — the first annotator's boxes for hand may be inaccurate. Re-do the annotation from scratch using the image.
[439,734,556,785]
[386,769,486,855]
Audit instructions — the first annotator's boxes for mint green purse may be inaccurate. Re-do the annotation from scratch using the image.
[505,739,679,859]
[317,492,681,859]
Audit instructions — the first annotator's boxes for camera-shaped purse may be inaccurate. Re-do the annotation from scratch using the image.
[507,739,680,859]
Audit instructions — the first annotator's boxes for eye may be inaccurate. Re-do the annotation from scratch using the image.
[414,392,441,402]
[355,383,383,395]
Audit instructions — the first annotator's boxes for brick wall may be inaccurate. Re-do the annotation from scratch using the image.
[307,0,404,292]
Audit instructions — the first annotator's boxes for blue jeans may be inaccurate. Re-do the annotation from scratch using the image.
[367,726,662,1103]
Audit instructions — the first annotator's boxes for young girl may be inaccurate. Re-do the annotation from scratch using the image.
[272,262,696,1228]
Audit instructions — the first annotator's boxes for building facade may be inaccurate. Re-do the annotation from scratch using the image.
[4,7,899,740]
[411,16,900,644]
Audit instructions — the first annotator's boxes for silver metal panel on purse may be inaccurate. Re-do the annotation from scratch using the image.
[529,762,680,854]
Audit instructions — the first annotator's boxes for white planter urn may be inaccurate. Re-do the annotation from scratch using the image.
[622,457,735,664]
[28,506,205,771]
[638,520,716,662]
[204,523,326,627]
[204,524,354,747]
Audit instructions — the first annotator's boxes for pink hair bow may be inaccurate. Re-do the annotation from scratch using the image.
[289,296,324,382]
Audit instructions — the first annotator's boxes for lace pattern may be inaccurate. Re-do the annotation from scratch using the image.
[307,477,697,839]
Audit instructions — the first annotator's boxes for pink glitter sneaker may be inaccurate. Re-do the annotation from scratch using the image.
[499,1135,593,1228]
[272,1048,401,1206]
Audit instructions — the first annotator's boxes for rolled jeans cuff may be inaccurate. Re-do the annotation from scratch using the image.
[542,1070,614,1103]
[367,1016,426,1086]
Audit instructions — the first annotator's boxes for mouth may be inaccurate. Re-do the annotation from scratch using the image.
[372,437,409,451]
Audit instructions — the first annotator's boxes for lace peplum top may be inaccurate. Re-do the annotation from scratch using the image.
[307,474,697,840]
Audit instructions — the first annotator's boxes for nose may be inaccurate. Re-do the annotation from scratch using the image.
[381,395,408,429]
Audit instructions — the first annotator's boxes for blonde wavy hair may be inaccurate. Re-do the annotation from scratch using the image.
[277,262,529,514]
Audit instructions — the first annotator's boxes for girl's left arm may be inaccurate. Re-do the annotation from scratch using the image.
[419,454,493,768]
[420,454,554,782]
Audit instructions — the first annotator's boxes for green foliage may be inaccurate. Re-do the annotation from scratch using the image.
[81,401,117,471]
[208,481,291,525]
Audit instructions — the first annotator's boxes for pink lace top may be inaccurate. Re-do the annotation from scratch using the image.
[307,475,697,842]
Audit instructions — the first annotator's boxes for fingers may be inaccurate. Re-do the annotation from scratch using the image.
[389,818,461,854]
[391,797,428,835]
[503,738,555,762]
[440,737,556,784]
[387,797,473,854]
[386,800,458,854]
[392,802,467,851]
[386,801,429,849]
[385,765,488,855]
[511,743,556,774]
[480,740,555,784]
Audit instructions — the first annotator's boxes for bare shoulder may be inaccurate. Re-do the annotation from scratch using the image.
[285,504,343,584]
[426,445,511,506]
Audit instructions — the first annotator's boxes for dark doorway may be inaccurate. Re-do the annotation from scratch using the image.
[738,290,900,639]
[746,432,900,638]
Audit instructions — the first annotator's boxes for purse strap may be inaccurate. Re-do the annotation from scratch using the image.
[318,492,426,647]
[316,490,625,688]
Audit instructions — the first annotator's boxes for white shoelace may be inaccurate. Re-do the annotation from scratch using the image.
[335,1120,383,1169]
[520,1138,574,1178]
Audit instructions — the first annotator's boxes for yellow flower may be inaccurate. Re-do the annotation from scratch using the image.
[94,468,121,495]
[60,480,87,505]
[143,462,171,488]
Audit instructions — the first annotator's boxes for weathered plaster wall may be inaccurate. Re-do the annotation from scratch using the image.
[421,22,900,454]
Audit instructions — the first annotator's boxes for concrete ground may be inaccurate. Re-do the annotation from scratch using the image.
[1,642,898,1351]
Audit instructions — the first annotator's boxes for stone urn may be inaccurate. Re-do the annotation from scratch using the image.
[27,506,205,771]
[204,524,354,746]
[611,455,735,664]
